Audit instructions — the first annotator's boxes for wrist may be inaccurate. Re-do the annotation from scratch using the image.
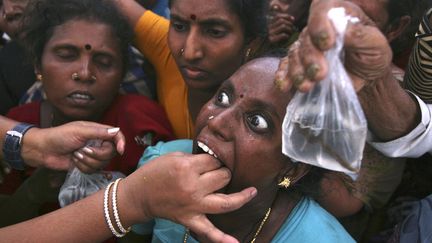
[21,128,44,167]
[3,123,37,170]
[116,175,152,225]
[358,70,420,141]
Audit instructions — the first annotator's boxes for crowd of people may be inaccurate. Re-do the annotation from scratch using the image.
[1,0,432,242]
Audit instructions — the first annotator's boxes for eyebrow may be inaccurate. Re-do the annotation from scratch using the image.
[224,80,281,122]
[170,13,232,28]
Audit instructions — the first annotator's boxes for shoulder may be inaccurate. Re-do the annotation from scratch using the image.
[109,94,167,118]
[6,102,41,125]
[273,197,355,243]
[138,139,193,167]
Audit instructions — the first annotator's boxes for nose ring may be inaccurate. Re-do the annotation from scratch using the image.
[72,72,80,81]
[180,48,185,56]
[91,75,97,81]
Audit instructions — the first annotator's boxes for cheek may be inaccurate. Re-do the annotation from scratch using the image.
[195,103,215,133]
[168,29,183,59]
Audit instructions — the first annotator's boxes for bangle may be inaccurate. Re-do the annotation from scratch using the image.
[112,178,131,234]
[103,181,126,238]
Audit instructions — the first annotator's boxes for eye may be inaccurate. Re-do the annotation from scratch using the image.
[94,55,114,69]
[55,48,77,61]
[206,28,227,38]
[172,22,187,32]
[247,114,269,130]
[216,91,230,106]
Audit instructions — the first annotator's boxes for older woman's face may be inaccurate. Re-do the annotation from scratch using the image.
[194,57,293,193]
[1,0,29,38]
[39,19,124,121]
[168,0,247,92]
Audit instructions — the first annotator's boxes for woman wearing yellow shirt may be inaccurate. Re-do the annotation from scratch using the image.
[114,0,267,138]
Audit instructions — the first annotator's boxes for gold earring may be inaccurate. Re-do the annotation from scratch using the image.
[278,177,291,188]
[245,48,252,59]
[36,74,43,81]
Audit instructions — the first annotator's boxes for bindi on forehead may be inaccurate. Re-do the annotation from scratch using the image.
[190,14,197,20]
[84,44,92,50]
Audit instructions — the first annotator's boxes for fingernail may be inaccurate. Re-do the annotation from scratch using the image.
[250,188,257,197]
[83,147,94,154]
[293,74,305,87]
[74,151,84,160]
[306,64,320,80]
[274,78,286,90]
[315,31,329,49]
[107,127,120,134]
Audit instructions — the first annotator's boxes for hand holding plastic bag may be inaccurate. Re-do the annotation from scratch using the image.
[58,140,125,207]
[282,8,367,180]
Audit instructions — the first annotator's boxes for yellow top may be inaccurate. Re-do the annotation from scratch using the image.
[134,11,194,139]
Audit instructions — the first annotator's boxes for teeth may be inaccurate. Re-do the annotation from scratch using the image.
[197,141,218,159]
[71,93,91,100]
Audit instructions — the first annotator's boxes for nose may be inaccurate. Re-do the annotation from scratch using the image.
[182,27,204,62]
[207,108,239,141]
[72,57,96,84]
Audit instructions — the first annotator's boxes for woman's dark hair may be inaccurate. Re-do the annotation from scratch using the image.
[289,166,327,199]
[20,0,133,74]
[168,0,268,41]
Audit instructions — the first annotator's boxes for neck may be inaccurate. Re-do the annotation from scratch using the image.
[195,189,299,242]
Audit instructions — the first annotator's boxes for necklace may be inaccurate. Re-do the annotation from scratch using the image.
[182,207,272,243]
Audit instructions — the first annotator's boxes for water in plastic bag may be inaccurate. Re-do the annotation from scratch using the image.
[58,167,125,207]
[282,8,367,180]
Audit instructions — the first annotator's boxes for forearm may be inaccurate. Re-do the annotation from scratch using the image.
[358,70,420,141]
[113,0,147,29]
[0,179,149,242]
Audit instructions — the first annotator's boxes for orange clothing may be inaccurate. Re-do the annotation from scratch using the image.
[134,11,194,138]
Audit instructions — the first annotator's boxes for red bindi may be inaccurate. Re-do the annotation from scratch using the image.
[190,14,196,20]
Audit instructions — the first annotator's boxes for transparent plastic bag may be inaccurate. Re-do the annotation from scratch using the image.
[282,8,367,180]
[58,167,125,207]
[58,139,125,207]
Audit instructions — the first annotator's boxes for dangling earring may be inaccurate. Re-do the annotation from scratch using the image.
[278,177,291,188]
[36,74,43,81]
[180,48,185,56]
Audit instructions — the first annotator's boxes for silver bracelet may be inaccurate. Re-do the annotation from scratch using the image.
[103,181,125,238]
[112,178,131,234]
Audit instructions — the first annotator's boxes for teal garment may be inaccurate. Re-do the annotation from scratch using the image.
[133,140,355,243]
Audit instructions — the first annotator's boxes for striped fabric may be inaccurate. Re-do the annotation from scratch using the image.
[404,8,432,103]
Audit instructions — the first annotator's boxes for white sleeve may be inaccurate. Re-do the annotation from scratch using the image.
[368,93,432,158]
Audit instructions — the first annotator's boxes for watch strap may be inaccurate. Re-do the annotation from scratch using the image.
[3,123,36,170]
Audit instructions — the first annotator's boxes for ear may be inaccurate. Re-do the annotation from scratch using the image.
[278,162,311,185]
[385,15,411,43]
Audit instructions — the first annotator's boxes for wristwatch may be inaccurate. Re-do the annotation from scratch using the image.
[2,123,35,170]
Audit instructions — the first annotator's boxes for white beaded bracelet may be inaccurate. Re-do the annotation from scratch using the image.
[103,181,125,238]
[112,178,131,234]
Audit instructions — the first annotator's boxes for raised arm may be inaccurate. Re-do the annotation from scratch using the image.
[113,0,148,28]
[276,0,420,142]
